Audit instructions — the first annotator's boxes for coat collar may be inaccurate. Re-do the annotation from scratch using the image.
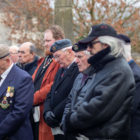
[88,47,115,73]
[0,65,16,96]
[54,62,78,89]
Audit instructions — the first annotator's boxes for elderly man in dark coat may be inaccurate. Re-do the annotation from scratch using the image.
[61,24,135,140]
[43,39,79,140]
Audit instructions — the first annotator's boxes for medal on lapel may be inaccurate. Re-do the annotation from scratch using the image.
[0,86,14,109]
[0,97,9,109]
[6,86,14,98]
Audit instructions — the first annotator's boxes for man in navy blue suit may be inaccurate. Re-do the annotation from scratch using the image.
[118,34,140,140]
[0,44,34,140]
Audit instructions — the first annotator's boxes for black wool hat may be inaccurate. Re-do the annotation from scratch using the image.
[50,39,72,53]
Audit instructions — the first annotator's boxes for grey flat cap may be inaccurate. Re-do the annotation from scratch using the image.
[0,44,10,59]
[50,39,72,53]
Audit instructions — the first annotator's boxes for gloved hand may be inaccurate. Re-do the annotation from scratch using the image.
[63,112,82,135]
[43,111,59,128]
[62,112,73,133]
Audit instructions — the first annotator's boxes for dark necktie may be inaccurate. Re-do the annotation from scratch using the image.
[0,76,2,81]
[61,68,67,78]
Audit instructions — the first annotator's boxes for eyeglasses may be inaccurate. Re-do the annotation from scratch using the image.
[88,41,101,48]
[10,52,18,55]
[53,54,61,60]
[18,51,25,54]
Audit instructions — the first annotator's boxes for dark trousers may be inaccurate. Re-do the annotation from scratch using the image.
[54,134,65,140]
[32,122,39,140]
[54,134,77,140]
[30,113,39,140]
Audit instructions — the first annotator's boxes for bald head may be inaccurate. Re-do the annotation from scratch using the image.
[19,42,36,64]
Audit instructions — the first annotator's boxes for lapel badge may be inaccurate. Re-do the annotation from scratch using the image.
[6,86,14,98]
[52,46,56,52]
[73,44,79,51]
[0,97,9,109]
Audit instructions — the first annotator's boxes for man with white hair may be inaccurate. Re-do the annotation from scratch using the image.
[43,39,79,140]
[61,49,91,140]
[62,24,135,140]
[9,45,19,63]
[117,34,140,140]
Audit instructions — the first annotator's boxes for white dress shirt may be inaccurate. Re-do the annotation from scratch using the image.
[0,63,14,87]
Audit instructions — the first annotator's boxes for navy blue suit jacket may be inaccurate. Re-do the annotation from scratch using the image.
[129,60,140,140]
[0,65,34,140]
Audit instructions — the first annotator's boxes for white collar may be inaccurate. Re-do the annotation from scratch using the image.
[1,63,14,80]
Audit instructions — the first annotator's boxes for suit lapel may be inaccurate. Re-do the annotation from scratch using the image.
[0,65,15,97]
[54,63,77,89]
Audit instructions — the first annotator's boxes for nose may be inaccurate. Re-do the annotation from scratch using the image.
[18,53,21,57]
[87,46,91,52]
[75,58,79,64]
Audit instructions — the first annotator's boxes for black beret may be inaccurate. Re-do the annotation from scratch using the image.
[50,39,72,53]
[117,34,131,43]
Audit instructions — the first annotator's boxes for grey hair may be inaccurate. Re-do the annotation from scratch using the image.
[30,44,36,53]
[120,42,131,60]
[98,36,124,57]
[83,50,91,55]
[61,46,72,51]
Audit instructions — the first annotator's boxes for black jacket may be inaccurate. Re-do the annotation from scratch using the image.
[17,56,39,76]
[44,62,79,127]
[129,60,140,140]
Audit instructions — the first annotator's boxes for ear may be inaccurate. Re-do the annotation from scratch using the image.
[103,44,109,49]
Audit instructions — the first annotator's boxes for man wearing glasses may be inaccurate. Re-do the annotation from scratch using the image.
[62,24,135,140]
[9,45,19,63]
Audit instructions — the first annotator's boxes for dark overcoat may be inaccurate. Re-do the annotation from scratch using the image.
[0,65,34,140]
[44,62,79,124]
[129,60,140,140]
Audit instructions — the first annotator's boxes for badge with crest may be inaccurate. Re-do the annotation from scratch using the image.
[0,86,14,109]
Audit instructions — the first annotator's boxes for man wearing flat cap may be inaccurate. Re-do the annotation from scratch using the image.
[43,39,79,140]
[0,44,34,140]
[62,23,135,140]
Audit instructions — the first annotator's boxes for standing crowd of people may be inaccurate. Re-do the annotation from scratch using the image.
[0,23,140,140]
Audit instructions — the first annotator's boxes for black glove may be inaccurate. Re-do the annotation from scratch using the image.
[43,111,59,128]
[63,112,74,133]
[2,136,9,140]
[63,112,82,135]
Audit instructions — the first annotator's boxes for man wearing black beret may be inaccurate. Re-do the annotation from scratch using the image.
[43,39,79,140]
